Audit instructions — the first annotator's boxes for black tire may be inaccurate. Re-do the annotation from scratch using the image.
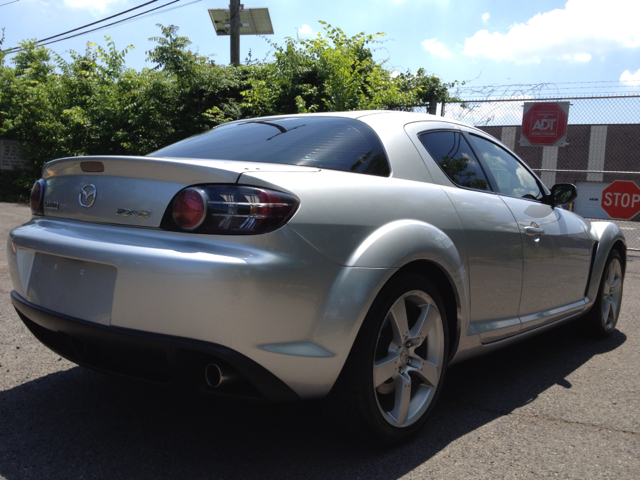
[584,249,624,338]
[324,273,449,444]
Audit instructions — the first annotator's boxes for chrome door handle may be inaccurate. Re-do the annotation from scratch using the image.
[524,226,545,236]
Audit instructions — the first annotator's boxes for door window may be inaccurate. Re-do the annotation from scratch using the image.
[470,134,544,200]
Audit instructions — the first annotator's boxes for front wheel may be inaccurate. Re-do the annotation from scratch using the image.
[325,274,449,444]
[585,249,624,338]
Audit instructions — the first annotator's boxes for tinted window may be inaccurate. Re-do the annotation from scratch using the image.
[150,117,390,177]
[470,134,544,200]
[419,131,489,190]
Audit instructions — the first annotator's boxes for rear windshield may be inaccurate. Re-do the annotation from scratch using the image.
[150,117,390,177]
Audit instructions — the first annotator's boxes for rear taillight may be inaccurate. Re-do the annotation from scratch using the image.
[30,179,46,215]
[173,188,207,230]
[162,185,300,235]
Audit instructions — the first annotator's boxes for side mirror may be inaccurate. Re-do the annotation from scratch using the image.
[550,183,578,207]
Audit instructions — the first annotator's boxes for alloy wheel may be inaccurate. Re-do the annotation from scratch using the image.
[373,290,445,428]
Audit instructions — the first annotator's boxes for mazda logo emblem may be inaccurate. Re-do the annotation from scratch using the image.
[79,184,97,208]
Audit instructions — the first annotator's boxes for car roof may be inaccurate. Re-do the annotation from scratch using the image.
[234,110,485,135]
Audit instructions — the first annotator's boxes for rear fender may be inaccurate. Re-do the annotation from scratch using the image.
[344,219,468,332]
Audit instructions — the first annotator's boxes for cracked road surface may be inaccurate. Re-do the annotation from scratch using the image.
[1,203,639,479]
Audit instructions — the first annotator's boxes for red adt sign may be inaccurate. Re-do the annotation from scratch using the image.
[601,181,640,220]
[520,102,570,147]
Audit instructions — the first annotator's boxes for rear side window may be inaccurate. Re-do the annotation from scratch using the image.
[419,131,490,191]
[150,117,390,177]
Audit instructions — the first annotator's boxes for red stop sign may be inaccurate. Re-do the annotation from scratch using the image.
[601,181,640,220]
[521,102,569,147]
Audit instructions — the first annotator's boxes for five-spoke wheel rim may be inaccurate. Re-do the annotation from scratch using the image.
[601,257,623,331]
[373,290,444,428]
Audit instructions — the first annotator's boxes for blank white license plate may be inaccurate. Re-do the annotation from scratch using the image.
[27,253,117,325]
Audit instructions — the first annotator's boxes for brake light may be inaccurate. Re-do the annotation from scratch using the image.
[162,185,300,235]
[173,188,207,230]
[30,179,46,215]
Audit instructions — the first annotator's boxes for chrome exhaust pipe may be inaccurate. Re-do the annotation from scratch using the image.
[204,363,238,388]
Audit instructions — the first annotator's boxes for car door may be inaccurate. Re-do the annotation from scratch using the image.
[407,124,524,343]
[466,131,594,331]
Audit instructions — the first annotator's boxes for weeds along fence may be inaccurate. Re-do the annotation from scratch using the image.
[411,95,640,251]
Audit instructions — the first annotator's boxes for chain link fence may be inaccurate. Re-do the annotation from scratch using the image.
[411,95,640,251]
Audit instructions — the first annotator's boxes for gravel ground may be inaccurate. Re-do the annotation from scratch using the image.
[1,203,638,480]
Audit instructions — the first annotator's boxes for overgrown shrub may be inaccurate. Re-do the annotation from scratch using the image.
[0,23,457,201]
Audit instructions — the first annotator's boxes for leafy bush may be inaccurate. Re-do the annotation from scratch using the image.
[0,23,457,201]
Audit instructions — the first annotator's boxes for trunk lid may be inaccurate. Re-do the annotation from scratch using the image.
[41,156,316,228]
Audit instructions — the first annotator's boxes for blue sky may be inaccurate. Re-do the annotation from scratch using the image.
[2,0,639,94]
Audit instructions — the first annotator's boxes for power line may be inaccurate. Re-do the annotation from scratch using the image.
[35,0,161,45]
[2,0,167,52]
[36,0,183,49]
[108,0,202,30]
[2,0,186,54]
[39,0,205,51]
[0,0,20,8]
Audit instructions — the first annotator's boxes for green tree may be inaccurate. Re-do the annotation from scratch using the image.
[146,24,247,142]
[241,22,457,116]
[0,23,458,201]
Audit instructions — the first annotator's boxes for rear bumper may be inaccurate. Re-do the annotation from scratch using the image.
[12,291,300,401]
[8,218,394,398]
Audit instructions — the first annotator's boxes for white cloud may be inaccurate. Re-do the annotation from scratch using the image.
[64,0,122,13]
[421,38,452,58]
[463,0,640,64]
[298,24,313,36]
[482,13,490,22]
[573,53,591,62]
[620,68,640,84]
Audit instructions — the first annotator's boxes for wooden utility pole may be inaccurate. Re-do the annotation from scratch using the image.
[230,0,241,66]
[209,3,273,66]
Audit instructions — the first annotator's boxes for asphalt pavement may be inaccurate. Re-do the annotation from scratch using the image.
[1,203,639,480]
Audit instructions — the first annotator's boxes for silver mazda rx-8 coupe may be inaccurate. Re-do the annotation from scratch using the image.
[7,111,626,443]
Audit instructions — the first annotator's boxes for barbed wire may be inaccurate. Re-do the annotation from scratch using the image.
[459,80,638,88]
[455,82,640,100]
[447,94,640,103]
